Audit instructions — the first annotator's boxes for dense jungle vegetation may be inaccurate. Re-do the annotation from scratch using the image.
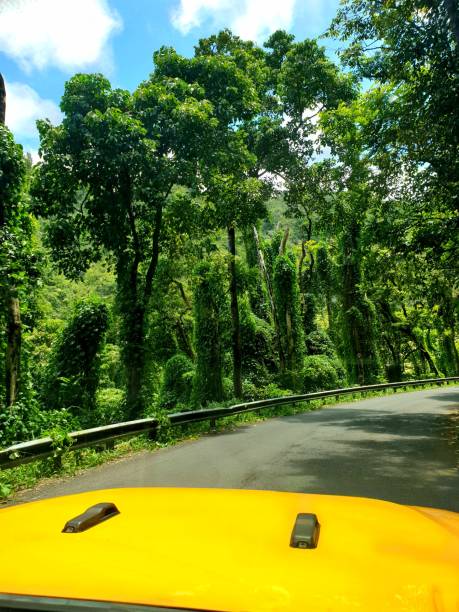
[1,0,458,448]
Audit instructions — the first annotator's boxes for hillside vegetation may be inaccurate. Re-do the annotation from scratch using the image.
[1,1,458,448]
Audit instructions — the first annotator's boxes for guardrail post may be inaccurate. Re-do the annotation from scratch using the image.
[147,424,158,441]
[209,418,217,432]
[52,453,63,471]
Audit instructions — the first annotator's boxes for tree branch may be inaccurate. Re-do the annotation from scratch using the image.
[172,279,191,309]
[143,202,163,302]
[143,184,173,302]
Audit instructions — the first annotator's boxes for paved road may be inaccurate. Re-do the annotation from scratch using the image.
[12,387,459,511]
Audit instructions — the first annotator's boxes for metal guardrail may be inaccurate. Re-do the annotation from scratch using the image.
[1,376,458,470]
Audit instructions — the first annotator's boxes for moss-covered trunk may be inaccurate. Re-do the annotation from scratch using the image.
[273,251,304,386]
[118,198,163,419]
[340,221,381,384]
[192,260,225,405]
[5,296,21,406]
[1,73,22,407]
[228,225,243,398]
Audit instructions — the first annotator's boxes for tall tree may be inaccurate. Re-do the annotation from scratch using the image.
[310,102,384,383]
[273,248,304,386]
[154,33,275,398]
[42,299,109,426]
[329,0,459,268]
[33,72,217,418]
[192,257,227,405]
[0,74,27,407]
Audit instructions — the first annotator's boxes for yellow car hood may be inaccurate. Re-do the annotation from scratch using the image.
[1,488,458,611]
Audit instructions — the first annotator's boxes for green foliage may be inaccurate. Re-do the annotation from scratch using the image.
[242,230,270,321]
[1,23,458,469]
[95,387,126,424]
[33,67,220,418]
[42,299,109,425]
[301,355,346,393]
[192,256,228,406]
[273,251,304,384]
[328,0,459,268]
[239,295,275,383]
[160,354,194,410]
[0,125,40,410]
[242,381,293,401]
[0,398,77,448]
[0,125,25,217]
[305,330,336,358]
[302,292,317,336]
[99,343,123,389]
[340,294,383,385]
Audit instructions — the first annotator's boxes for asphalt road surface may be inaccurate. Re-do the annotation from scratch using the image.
[12,386,459,511]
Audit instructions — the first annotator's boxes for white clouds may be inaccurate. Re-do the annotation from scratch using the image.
[27,149,42,165]
[5,81,62,144]
[0,0,122,72]
[172,0,232,34]
[233,0,296,41]
[172,0,297,42]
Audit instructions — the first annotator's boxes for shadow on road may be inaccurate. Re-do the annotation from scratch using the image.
[425,392,459,402]
[278,402,459,510]
[9,387,459,512]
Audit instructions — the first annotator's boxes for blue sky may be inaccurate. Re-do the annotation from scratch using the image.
[0,0,341,158]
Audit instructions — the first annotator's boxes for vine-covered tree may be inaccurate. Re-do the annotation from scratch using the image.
[329,0,459,268]
[0,18,457,463]
[33,71,217,418]
[192,257,227,406]
[42,299,109,425]
[273,249,304,386]
[0,74,33,410]
[154,33,277,398]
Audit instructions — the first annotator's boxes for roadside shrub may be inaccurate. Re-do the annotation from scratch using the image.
[160,354,194,410]
[240,295,276,381]
[222,377,233,399]
[242,381,293,401]
[95,387,126,424]
[41,299,109,426]
[0,398,78,448]
[305,330,335,358]
[99,343,124,389]
[301,355,346,393]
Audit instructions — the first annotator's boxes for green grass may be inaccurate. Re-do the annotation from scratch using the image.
[1,382,457,502]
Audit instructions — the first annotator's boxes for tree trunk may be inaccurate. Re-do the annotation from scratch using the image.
[253,226,286,372]
[438,294,459,375]
[124,300,147,419]
[286,310,294,366]
[176,316,195,361]
[444,0,459,47]
[1,73,23,407]
[382,334,403,381]
[450,326,459,374]
[120,200,164,419]
[5,297,21,406]
[278,227,289,256]
[379,300,441,377]
[117,253,146,419]
[227,225,243,398]
[340,223,381,384]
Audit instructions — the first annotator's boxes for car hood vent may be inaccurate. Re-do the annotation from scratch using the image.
[62,502,120,533]
[290,513,320,548]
